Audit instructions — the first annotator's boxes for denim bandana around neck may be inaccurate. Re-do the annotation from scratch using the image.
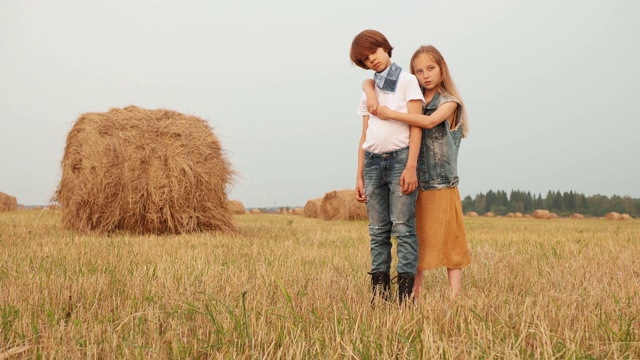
[373,62,401,93]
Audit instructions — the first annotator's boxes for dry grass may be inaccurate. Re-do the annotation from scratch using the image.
[1,210,639,358]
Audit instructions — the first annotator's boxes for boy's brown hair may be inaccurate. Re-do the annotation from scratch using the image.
[350,29,393,70]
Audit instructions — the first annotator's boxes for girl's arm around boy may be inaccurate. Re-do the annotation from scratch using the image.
[401,102,423,195]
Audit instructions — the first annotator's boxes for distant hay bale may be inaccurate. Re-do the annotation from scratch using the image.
[227,200,245,215]
[304,198,323,218]
[533,209,551,219]
[523,214,532,218]
[514,212,523,218]
[55,106,235,234]
[550,212,559,219]
[465,211,478,217]
[0,192,18,212]
[505,213,514,218]
[604,212,621,220]
[621,214,633,220]
[483,212,495,218]
[249,208,262,214]
[291,207,304,215]
[570,213,585,219]
[319,189,367,221]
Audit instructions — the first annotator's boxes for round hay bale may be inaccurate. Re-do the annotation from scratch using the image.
[227,200,245,215]
[533,209,551,219]
[621,214,633,220]
[505,213,514,218]
[249,208,262,214]
[55,106,235,234]
[303,198,323,218]
[570,213,585,219]
[550,212,559,219]
[483,212,495,218]
[465,211,478,217]
[604,212,621,220]
[291,207,304,215]
[514,212,523,218]
[319,189,367,221]
[0,192,18,212]
[523,214,532,218]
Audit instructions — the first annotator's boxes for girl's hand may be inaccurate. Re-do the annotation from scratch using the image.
[376,106,393,120]
[366,97,378,116]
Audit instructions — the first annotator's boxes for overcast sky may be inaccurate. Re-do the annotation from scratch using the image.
[1,0,639,208]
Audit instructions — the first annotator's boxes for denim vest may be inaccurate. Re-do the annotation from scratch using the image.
[418,92,464,190]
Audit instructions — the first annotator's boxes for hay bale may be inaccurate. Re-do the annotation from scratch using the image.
[514,212,523,218]
[604,212,621,220]
[550,212,559,219]
[291,207,304,215]
[570,213,585,219]
[621,214,633,220]
[227,200,245,215]
[0,192,18,212]
[505,213,514,218]
[533,209,551,219]
[303,198,323,218]
[465,211,478,217]
[319,189,367,221]
[55,106,235,234]
[483,212,495,218]
[249,208,262,214]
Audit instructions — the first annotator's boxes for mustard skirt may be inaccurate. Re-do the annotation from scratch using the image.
[415,187,471,271]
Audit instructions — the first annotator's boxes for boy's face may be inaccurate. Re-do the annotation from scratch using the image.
[363,47,391,72]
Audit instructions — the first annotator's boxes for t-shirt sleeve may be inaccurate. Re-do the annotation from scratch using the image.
[403,75,425,104]
[356,90,369,116]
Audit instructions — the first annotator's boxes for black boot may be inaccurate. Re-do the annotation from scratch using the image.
[397,272,415,306]
[368,272,390,305]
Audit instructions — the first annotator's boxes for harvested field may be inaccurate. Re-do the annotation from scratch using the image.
[1,210,638,358]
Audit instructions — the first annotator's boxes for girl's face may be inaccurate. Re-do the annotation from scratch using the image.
[412,54,441,91]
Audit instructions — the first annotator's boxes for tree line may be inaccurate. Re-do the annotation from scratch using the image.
[461,190,640,217]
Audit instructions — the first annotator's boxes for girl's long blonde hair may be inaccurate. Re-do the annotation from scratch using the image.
[410,45,469,137]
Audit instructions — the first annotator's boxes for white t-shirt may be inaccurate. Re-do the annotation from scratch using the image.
[357,70,424,154]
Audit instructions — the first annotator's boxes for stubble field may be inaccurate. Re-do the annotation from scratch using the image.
[1,210,639,359]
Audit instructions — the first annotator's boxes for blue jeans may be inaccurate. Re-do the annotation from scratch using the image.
[363,147,418,275]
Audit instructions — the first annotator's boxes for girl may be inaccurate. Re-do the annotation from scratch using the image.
[363,45,471,298]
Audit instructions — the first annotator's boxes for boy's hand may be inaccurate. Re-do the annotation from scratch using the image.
[355,178,367,203]
[400,167,418,194]
[376,106,392,120]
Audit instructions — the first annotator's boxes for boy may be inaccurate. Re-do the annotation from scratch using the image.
[349,29,424,305]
